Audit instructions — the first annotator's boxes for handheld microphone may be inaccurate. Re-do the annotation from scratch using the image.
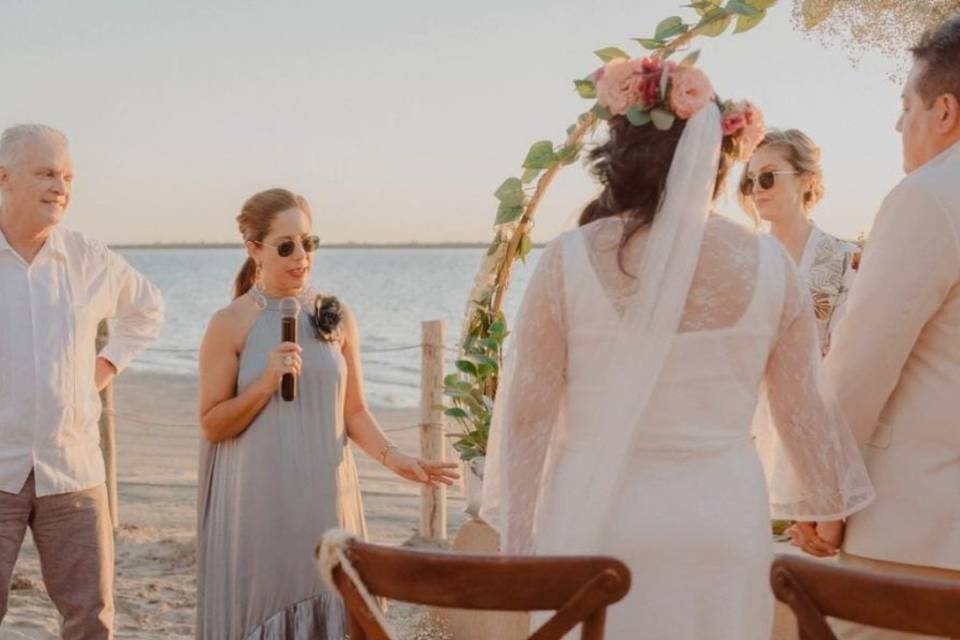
[279,297,300,402]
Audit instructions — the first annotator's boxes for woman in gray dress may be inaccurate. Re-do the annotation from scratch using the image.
[196,188,459,639]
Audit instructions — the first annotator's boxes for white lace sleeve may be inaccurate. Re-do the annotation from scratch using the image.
[480,239,566,554]
[762,248,875,521]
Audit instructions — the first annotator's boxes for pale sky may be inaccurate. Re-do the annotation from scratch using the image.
[1,0,906,244]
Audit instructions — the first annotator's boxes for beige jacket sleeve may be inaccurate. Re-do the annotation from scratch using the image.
[824,180,960,445]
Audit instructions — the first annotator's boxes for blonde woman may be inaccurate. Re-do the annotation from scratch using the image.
[740,129,860,354]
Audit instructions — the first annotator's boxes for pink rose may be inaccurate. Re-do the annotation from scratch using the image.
[637,58,673,106]
[667,66,715,119]
[721,110,746,136]
[595,58,641,115]
[596,57,668,116]
[738,101,766,160]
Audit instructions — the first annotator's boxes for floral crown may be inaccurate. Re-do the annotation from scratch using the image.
[585,53,765,162]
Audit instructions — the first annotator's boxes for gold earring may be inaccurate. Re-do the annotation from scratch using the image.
[255,262,264,290]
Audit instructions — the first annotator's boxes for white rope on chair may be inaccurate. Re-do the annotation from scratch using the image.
[318,528,398,640]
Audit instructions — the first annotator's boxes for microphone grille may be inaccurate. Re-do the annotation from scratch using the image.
[279,297,301,317]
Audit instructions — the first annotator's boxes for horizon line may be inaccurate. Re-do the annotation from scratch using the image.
[109,241,548,250]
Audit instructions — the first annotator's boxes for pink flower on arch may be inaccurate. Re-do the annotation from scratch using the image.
[638,58,674,107]
[721,110,746,136]
[595,56,671,116]
[722,100,766,161]
[596,58,643,115]
[738,101,766,160]
[668,66,715,119]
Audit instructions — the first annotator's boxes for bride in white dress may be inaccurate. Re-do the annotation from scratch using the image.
[480,61,874,639]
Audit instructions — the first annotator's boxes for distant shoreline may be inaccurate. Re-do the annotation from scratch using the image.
[110,242,546,250]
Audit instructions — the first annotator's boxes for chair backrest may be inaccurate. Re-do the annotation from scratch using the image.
[770,554,960,639]
[322,537,631,640]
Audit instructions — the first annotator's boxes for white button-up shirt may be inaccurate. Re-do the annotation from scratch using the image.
[0,225,164,496]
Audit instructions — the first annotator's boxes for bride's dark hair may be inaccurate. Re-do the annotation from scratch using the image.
[579,112,734,274]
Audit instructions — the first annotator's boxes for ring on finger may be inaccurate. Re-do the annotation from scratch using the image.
[283,355,294,366]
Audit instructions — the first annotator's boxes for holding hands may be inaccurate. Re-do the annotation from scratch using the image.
[787,520,845,558]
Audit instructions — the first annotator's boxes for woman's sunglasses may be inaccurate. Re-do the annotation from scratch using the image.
[739,170,799,196]
[254,235,321,257]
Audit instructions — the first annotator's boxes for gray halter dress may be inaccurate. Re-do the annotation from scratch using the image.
[197,293,367,639]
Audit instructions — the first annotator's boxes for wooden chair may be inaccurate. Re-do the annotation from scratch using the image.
[320,536,631,640]
[771,554,960,639]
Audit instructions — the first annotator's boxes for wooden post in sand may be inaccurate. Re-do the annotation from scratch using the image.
[96,320,119,530]
[419,320,446,540]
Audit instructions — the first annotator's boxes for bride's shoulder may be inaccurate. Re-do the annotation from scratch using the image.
[703,214,765,252]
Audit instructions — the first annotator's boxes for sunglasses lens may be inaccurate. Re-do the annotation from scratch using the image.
[277,241,295,257]
[758,172,776,190]
[303,236,320,253]
[740,179,754,196]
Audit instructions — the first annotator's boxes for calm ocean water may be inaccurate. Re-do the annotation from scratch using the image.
[119,247,540,408]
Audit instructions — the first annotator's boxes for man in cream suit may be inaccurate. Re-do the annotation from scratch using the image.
[791,15,960,640]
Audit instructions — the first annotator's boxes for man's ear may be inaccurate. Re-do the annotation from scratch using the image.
[937,93,960,134]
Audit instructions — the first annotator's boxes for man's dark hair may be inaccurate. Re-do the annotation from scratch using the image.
[910,15,960,106]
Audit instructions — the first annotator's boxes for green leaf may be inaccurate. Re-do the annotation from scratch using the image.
[489,321,507,338]
[522,140,558,170]
[574,79,596,99]
[480,338,501,352]
[556,142,581,166]
[521,167,541,184]
[651,108,676,131]
[494,177,524,207]
[696,7,732,37]
[744,0,776,8]
[443,373,461,387]
[686,0,721,16]
[726,0,760,15]
[680,49,701,67]
[444,387,474,401]
[495,202,524,226]
[734,8,767,33]
[444,406,469,419]
[518,233,533,262]
[626,104,652,126]
[655,16,688,41]
[471,354,497,369]
[592,103,613,120]
[455,360,478,376]
[633,38,665,51]
[594,46,630,62]
[453,438,483,462]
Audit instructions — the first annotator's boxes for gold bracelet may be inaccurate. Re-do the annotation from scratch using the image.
[378,443,399,466]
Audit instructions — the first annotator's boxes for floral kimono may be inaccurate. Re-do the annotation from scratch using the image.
[799,224,861,355]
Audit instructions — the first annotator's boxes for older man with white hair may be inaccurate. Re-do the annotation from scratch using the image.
[0,124,164,638]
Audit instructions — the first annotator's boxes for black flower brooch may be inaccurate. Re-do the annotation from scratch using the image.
[311,294,343,342]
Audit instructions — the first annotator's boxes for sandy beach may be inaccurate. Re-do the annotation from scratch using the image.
[0,369,804,640]
[0,369,466,639]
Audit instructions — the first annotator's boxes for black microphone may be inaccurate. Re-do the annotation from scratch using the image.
[279,297,300,402]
